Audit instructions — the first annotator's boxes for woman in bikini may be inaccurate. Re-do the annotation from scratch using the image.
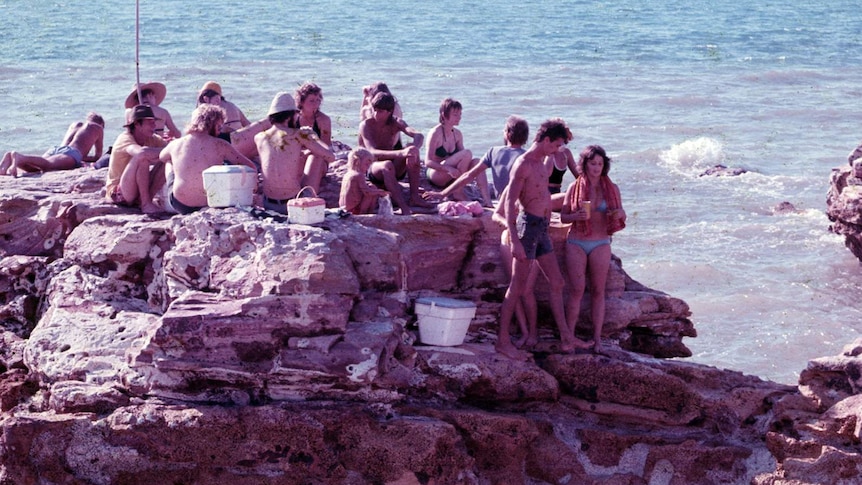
[424,98,488,201]
[560,145,626,353]
[546,119,579,211]
[294,82,333,194]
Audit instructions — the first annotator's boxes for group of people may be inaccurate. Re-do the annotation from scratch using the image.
[1,79,628,359]
[478,118,627,360]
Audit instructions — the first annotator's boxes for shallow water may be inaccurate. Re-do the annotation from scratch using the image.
[2,0,862,384]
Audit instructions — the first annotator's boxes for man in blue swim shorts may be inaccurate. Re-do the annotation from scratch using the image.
[1,112,105,177]
[496,119,591,360]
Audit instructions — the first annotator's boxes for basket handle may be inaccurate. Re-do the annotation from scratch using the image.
[296,186,318,198]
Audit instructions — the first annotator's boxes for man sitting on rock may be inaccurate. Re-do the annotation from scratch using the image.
[255,92,335,214]
[105,105,167,214]
[159,104,257,215]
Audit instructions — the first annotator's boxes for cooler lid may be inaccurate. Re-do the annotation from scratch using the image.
[202,165,256,174]
[415,297,475,309]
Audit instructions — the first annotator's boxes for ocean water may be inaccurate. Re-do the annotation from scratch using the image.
[2,0,862,384]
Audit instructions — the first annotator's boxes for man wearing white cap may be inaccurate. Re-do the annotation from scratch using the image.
[255,92,335,214]
[105,105,168,214]
[125,82,181,140]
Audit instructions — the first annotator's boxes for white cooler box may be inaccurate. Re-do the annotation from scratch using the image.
[415,297,476,346]
[202,165,257,208]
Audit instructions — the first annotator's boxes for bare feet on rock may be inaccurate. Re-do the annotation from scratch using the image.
[141,202,163,214]
[561,336,592,353]
[495,342,532,362]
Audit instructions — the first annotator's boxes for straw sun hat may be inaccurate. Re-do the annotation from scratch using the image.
[124,82,167,109]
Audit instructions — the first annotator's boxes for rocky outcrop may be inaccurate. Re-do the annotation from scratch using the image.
[827,164,862,261]
[0,164,859,484]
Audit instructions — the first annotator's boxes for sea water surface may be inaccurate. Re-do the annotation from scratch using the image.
[2,0,862,384]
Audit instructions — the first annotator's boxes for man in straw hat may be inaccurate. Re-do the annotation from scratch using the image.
[159,104,257,215]
[125,82,181,140]
[105,105,168,214]
[254,92,335,214]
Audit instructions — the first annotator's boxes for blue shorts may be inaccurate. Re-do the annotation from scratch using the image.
[46,145,83,167]
[516,211,553,259]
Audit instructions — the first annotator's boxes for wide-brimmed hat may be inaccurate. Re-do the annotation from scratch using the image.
[124,82,167,109]
[200,81,222,96]
[268,92,296,115]
[124,105,158,127]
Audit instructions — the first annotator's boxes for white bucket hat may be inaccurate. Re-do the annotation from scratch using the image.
[268,92,296,116]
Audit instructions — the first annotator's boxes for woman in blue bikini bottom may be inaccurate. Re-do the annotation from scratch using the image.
[566,238,610,256]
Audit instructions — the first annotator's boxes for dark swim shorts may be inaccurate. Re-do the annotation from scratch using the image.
[516,211,553,259]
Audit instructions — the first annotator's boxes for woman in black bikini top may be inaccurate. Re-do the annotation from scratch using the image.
[424,98,489,202]
[295,82,332,147]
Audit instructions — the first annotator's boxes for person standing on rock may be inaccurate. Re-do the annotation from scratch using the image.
[255,92,335,214]
[105,105,168,214]
[560,145,626,354]
[497,119,589,360]
[1,112,105,177]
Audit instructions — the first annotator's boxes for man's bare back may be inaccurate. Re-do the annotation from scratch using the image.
[163,132,255,208]
[256,126,332,201]
[65,120,104,163]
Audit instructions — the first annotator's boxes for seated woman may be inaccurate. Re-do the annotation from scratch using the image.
[424,98,489,203]
[295,82,333,194]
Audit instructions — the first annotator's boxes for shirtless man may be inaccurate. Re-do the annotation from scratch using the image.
[1,112,105,176]
[497,119,590,360]
[159,104,257,214]
[255,92,335,214]
[105,105,168,214]
[358,92,431,215]
[125,82,181,140]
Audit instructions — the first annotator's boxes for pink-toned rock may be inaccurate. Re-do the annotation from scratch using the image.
[827,165,862,260]
[5,163,862,484]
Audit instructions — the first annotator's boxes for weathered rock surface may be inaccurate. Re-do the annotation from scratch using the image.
[0,165,859,484]
[827,163,862,261]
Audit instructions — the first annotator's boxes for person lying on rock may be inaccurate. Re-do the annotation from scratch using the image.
[255,92,335,214]
[104,105,168,214]
[159,104,257,215]
[1,112,105,177]
[498,118,590,360]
